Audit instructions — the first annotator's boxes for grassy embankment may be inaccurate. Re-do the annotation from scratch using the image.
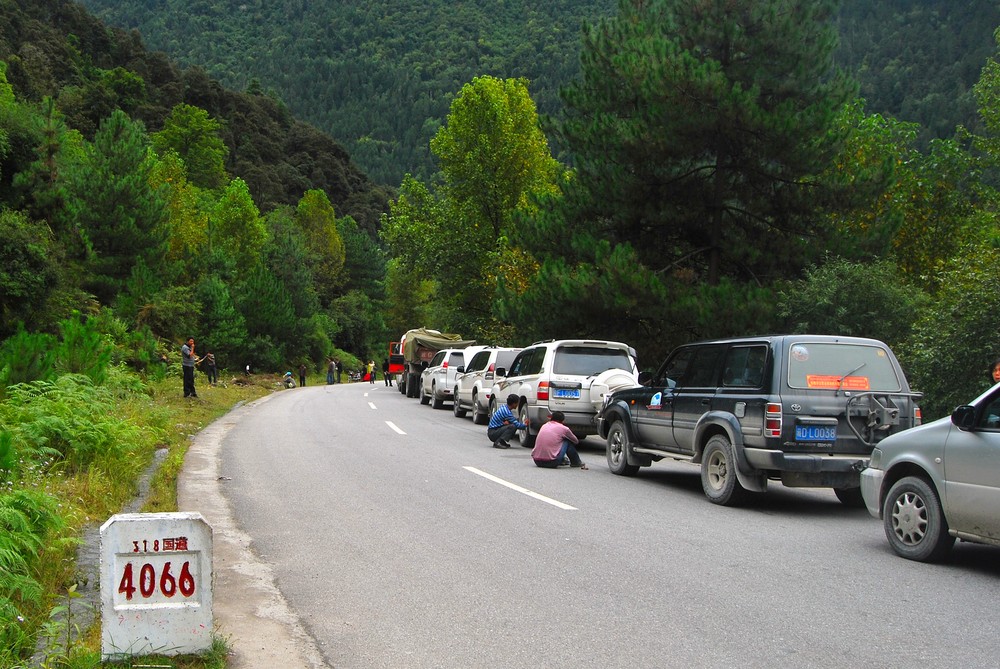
[2,367,281,668]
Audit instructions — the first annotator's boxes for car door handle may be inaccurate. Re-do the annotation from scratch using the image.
[701,399,711,405]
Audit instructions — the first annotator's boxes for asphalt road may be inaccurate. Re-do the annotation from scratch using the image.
[189,381,1000,668]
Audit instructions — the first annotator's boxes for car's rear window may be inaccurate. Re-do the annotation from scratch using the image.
[786,342,902,392]
[554,346,632,376]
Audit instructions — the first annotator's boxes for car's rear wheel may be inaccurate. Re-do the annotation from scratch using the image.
[700,435,749,506]
[883,476,954,562]
[834,487,865,508]
[472,392,488,425]
[488,397,498,423]
[606,421,640,476]
[516,403,536,449]
[453,388,467,417]
[419,382,430,405]
[431,383,444,409]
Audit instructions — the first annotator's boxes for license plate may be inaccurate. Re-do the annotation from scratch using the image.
[795,425,837,441]
[553,388,580,399]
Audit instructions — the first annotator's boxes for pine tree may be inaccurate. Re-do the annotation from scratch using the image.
[62,110,167,304]
[553,0,856,284]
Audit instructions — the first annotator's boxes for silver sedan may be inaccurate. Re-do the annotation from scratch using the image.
[861,383,1000,561]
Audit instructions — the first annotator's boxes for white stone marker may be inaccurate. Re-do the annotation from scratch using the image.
[100,512,213,660]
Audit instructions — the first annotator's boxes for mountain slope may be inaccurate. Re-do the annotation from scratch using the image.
[75,0,1000,187]
[0,0,390,233]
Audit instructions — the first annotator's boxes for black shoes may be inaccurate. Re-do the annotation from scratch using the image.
[492,440,510,449]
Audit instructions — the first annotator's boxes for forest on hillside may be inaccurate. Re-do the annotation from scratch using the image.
[4,1,1000,663]
[77,0,1000,186]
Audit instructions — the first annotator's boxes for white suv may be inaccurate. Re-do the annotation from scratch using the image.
[453,347,522,424]
[489,339,639,448]
[420,346,484,409]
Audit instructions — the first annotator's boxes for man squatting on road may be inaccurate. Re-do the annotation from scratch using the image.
[487,393,529,449]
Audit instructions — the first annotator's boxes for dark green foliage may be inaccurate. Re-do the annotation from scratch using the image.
[0,209,59,335]
[0,0,387,229]
[338,215,385,298]
[0,489,62,660]
[0,328,58,389]
[54,315,113,384]
[903,244,1000,420]
[76,0,617,186]
[195,275,247,368]
[776,258,924,349]
[62,109,167,304]
[554,0,855,285]
[234,264,296,366]
[836,0,1000,147]
[330,289,385,360]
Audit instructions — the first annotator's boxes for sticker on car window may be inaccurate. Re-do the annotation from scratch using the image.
[806,375,871,391]
[791,345,809,362]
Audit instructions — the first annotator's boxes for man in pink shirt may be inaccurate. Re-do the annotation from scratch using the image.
[531,411,588,469]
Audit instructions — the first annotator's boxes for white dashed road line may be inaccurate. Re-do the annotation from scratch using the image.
[386,421,406,435]
[368,402,377,410]
[463,466,578,510]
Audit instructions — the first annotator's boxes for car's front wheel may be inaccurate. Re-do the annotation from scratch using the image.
[883,476,954,562]
[606,421,640,476]
[472,392,488,425]
[700,435,749,506]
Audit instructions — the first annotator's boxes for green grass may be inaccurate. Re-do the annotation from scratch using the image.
[2,369,274,668]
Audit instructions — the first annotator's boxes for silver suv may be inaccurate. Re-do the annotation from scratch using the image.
[490,339,639,448]
[861,383,1000,562]
[453,347,521,424]
[420,347,485,409]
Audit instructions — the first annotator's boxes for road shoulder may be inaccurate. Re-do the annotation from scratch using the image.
[178,395,328,669]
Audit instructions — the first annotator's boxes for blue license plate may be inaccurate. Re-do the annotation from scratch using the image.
[553,388,580,399]
[795,425,837,441]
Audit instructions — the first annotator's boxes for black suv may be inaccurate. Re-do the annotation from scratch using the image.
[597,335,921,506]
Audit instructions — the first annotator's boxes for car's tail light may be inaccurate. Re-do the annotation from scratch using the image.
[442,360,449,369]
[537,381,549,401]
[914,405,922,426]
[765,402,782,437]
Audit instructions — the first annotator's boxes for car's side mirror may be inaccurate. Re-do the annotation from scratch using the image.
[495,367,506,378]
[421,361,429,370]
[952,404,976,430]
[456,366,465,373]
[638,371,653,386]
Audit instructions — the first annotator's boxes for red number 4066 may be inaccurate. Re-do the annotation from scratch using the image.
[118,561,195,600]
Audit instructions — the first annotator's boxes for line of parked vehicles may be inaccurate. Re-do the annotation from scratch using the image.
[388,328,1000,564]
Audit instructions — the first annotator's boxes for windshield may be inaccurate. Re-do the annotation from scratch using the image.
[786,342,902,392]
[553,346,633,376]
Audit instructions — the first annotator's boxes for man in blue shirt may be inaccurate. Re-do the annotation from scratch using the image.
[487,394,529,449]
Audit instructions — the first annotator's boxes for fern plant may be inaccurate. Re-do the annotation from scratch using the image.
[0,489,62,661]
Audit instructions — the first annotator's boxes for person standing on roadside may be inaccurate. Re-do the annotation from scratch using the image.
[487,394,529,449]
[336,358,343,384]
[299,363,307,388]
[368,359,376,384]
[327,357,336,385]
[204,351,217,386]
[382,359,392,386]
[531,411,588,469]
[181,337,199,398]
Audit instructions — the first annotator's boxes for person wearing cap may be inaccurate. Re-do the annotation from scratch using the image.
[531,410,588,469]
[487,394,529,449]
